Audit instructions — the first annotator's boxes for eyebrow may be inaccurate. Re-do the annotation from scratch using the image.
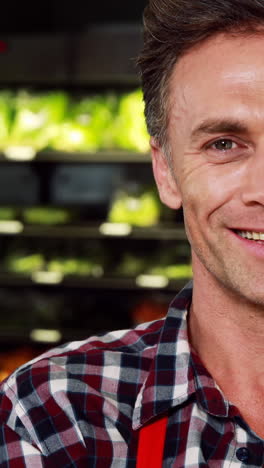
[191,118,249,141]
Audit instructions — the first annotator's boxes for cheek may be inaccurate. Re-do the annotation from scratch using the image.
[179,163,239,219]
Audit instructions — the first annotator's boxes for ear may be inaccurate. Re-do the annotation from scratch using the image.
[150,137,182,209]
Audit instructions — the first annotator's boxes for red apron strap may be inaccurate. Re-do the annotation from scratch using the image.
[136,415,168,468]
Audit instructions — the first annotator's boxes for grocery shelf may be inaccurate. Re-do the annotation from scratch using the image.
[0,272,189,292]
[0,222,187,240]
[38,150,151,164]
[0,25,142,86]
[0,18,191,350]
[0,151,151,164]
[0,150,151,164]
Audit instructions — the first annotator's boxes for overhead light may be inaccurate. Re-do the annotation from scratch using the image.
[31,271,63,284]
[136,274,169,289]
[4,146,36,161]
[0,220,23,234]
[99,222,132,237]
[30,328,62,343]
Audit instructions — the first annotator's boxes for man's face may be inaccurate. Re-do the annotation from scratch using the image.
[152,32,264,306]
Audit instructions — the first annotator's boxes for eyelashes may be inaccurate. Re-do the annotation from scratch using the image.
[207,138,238,151]
[202,136,250,162]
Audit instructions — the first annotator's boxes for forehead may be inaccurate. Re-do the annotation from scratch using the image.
[168,32,264,129]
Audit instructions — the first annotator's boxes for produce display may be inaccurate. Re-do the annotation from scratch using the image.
[51,93,119,152]
[2,237,191,282]
[0,88,190,358]
[143,246,193,279]
[147,263,192,279]
[0,207,17,220]
[4,248,103,277]
[5,251,45,274]
[5,90,68,156]
[108,187,161,227]
[111,89,150,153]
[0,206,74,224]
[115,254,192,279]
[0,92,13,143]
[47,257,103,277]
[0,195,160,226]
[0,89,150,157]
[23,207,72,225]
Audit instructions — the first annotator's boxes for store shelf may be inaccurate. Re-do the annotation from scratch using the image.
[0,25,142,87]
[0,150,151,164]
[0,14,192,348]
[0,272,190,292]
[0,23,142,87]
[39,150,151,164]
[0,222,187,240]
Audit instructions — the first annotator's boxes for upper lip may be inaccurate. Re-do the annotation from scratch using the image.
[231,228,264,233]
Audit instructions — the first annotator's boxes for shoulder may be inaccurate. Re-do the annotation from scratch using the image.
[10,315,164,380]
[0,318,165,457]
[3,317,164,399]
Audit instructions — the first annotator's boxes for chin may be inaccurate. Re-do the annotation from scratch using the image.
[221,275,264,311]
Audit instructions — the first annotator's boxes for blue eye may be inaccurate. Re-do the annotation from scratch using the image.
[211,139,236,151]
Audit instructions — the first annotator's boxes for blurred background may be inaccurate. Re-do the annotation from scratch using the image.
[0,0,191,380]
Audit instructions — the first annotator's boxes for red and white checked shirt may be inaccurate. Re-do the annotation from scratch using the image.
[0,281,263,467]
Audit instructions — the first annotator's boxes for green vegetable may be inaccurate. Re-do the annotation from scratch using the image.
[23,207,71,225]
[6,90,68,154]
[47,257,103,276]
[5,252,44,274]
[0,91,13,149]
[112,89,150,153]
[1,89,150,155]
[148,264,193,279]
[52,94,119,152]
[0,207,17,220]
[108,189,161,226]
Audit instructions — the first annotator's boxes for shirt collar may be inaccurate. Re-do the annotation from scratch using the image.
[132,281,230,430]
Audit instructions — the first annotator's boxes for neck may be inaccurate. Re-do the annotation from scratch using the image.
[189,256,264,376]
[189,255,264,435]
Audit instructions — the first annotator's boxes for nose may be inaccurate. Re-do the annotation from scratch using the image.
[240,149,264,206]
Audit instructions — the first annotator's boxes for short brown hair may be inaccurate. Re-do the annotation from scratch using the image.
[138,0,264,149]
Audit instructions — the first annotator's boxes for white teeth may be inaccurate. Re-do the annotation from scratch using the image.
[238,230,264,241]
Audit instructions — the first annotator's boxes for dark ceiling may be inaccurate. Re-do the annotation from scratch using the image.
[0,1,147,34]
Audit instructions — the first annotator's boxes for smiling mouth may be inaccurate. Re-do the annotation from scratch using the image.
[235,230,264,241]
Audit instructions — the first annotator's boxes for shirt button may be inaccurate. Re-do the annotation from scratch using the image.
[236,447,250,463]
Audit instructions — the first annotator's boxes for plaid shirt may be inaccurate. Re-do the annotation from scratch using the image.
[0,281,263,467]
